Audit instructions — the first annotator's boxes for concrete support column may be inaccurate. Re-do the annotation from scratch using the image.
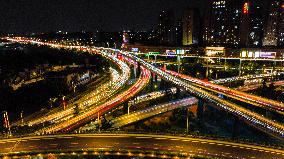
[239,59,242,76]
[206,59,209,78]
[177,55,181,73]
[197,100,204,122]
[232,116,239,140]
[133,64,137,79]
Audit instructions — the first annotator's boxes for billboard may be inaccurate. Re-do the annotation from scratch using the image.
[176,49,185,55]
[240,50,276,58]
[205,47,225,56]
[131,48,139,52]
[166,50,176,55]
[259,52,276,58]
[148,52,160,55]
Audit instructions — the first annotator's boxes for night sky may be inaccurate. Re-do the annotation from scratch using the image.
[0,0,203,34]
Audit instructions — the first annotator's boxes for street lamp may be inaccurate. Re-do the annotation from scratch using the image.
[127,102,133,116]
[186,107,190,134]
[73,85,77,93]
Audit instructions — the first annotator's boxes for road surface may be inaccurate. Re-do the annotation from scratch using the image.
[0,134,283,159]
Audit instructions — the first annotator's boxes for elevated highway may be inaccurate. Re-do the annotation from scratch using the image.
[120,51,284,140]
[110,97,198,128]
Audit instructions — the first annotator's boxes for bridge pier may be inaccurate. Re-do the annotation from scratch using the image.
[231,116,239,140]
[224,59,227,71]
[206,59,209,78]
[197,100,204,122]
[137,63,141,77]
[239,59,242,76]
[177,55,181,73]
[133,64,137,79]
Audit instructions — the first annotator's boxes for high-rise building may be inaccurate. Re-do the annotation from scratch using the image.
[157,10,175,45]
[204,0,265,47]
[182,8,200,45]
[263,0,282,46]
[240,1,264,47]
[203,0,242,47]
[278,2,284,46]
[174,20,183,45]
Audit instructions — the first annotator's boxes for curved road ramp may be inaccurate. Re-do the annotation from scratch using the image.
[0,134,284,159]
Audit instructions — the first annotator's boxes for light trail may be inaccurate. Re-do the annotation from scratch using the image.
[110,97,198,128]
[120,51,284,140]
[166,70,284,113]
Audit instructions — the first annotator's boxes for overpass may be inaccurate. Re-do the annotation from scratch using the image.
[110,97,198,128]
[5,37,284,140]
[166,70,284,114]
[119,51,284,140]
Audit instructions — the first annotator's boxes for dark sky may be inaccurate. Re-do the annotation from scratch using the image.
[0,0,203,34]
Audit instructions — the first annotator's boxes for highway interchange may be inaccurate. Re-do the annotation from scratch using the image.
[2,37,284,158]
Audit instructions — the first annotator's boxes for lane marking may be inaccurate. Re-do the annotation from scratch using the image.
[155,138,167,140]
[71,142,79,145]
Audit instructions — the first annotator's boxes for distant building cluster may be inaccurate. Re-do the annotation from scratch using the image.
[13,0,284,49]
[119,0,284,48]
[204,0,284,48]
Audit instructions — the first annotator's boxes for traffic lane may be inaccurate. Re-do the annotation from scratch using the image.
[1,134,283,159]
[0,139,19,153]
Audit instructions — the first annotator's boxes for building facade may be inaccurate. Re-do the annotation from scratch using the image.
[204,0,243,47]
[157,10,175,45]
[263,0,282,46]
[204,0,265,47]
[240,1,264,47]
[182,8,200,45]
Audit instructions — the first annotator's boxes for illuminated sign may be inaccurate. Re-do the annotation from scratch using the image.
[240,50,276,58]
[241,51,247,57]
[259,52,276,58]
[166,50,176,55]
[131,48,139,52]
[176,50,185,55]
[145,52,160,56]
[243,2,249,14]
[148,52,160,55]
[205,47,225,56]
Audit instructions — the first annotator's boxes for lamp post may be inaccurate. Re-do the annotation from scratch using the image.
[186,108,190,134]
[127,102,132,116]
[21,111,24,125]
